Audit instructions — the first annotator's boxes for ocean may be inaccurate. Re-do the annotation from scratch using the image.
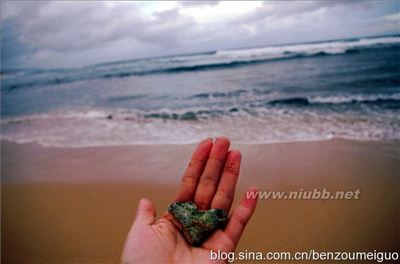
[1,35,399,146]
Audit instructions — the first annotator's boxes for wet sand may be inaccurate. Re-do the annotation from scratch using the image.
[1,139,399,263]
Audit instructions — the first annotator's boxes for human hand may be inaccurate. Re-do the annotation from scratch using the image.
[121,137,258,263]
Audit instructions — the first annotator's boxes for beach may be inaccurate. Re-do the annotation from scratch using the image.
[2,139,399,263]
[2,2,400,263]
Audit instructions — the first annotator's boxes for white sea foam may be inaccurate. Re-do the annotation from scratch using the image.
[308,93,400,104]
[215,36,400,60]
[1,36,399,147]
[1,106,399,147]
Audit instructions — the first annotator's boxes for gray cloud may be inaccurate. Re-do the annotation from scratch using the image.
[9,2,147,52]
[235,0,370,26]
[1,1,197,67]
[179,1,220,8]
[227,0,397,46]
[1,0,398,68]
[139,8,195,46]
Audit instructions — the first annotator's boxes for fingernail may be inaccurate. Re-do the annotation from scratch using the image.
[139,197,151,207]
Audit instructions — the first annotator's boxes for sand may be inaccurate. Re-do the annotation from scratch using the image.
[1,139,399,263]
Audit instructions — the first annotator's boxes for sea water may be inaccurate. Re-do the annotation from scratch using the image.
[1,35,399,146]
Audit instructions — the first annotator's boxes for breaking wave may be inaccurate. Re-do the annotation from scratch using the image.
[2,36,399,90]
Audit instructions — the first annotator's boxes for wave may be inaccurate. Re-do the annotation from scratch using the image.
[144,109,226,121]
[269,94,400,107]
[1,105,399,147]
[3,36,399,90]
[215,36,400,58]
[5,93,397,123]
[190,89,248,99]
[108,94,148,102]
[334,76,400,89]
[3,76,83,91]
[99,55,308,79]
[270,97,311,106]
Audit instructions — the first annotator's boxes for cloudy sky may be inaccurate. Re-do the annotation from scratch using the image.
[1,1,399,69]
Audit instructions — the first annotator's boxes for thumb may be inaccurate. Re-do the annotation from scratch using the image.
[134,197,156,226]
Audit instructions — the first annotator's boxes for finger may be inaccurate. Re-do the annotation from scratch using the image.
[174,138,213,202]
[211,150,241,211]
[160,211,183,232]
[194,137,230,210]
[224,187,258,248]
[133,198,156,226]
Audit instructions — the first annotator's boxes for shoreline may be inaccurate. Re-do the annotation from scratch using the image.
[2,139,399,263]
[2,137,399,148]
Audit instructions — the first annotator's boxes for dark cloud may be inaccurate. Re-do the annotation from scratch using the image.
[9,2,146,52]
[1,18,31,67]
[3,1,193,51]
[1,0,398,68]
[1,1,197,66]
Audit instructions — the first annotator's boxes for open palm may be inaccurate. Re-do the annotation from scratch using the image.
[122,137,258,263]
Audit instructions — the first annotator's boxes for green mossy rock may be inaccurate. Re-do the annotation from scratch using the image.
[168,201,229,246]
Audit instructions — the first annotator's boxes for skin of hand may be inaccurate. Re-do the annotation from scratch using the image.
[121,137,258,263]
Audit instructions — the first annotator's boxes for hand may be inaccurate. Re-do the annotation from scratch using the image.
[121,137,258,263]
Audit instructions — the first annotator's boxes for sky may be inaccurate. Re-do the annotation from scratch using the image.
[1,0,399,69]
